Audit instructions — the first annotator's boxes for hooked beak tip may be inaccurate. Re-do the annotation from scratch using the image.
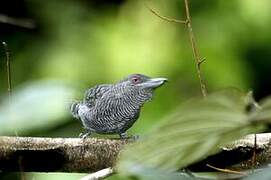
[141,77,168,89]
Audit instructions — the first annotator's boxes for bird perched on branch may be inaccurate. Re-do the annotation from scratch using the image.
[70,74,167,139]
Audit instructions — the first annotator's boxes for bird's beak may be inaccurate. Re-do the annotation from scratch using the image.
[140,77,168,89]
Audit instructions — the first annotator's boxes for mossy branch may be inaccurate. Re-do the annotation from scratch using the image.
[0,134,271,173]
[0,136,130,173]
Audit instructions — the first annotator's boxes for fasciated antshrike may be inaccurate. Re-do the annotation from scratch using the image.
[70,74,167,138]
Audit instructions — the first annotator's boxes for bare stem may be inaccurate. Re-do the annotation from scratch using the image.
[252,134,257,169]
[145,0,207,97]
[145,3,187,24]
[2,42,12,100]
[184,0,207,97]
[206,164,246,175]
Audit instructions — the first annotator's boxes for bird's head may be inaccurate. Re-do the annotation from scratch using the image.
[119,73,168,92]
[116,73,167,105]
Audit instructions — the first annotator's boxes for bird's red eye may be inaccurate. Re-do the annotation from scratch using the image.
[132,77,140,84]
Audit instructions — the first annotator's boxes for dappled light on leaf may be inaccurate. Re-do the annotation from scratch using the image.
[249,96,271,123]
[0,81,75,135]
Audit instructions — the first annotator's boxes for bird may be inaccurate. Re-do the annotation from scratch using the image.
[70,74,167,139]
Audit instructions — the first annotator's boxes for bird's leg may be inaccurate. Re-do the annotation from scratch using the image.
[119,132,139,140]
[132,135,139,140]
[79,131,92,139]
[119,132,129,139]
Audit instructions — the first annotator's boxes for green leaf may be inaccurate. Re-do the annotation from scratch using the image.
[0,81,75,135]
[116,165,195,180]
[250,96,271,123]
[117,90,265,177]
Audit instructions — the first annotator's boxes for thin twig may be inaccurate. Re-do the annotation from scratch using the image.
[206,164,247,175]
[184,0,207,97]
[246,91,261,169]
[2,42,12,101]
[145,1,207,97]
[198,58,206,67]
[252,134,257,169]
[80,168,114,180]
[144,3,187,24]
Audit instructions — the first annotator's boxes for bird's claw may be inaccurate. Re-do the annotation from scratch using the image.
[132,135,139,140]
[79,132,91,139]
[119,132,129,139]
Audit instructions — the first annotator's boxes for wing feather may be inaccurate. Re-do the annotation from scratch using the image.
[84,84,112,107]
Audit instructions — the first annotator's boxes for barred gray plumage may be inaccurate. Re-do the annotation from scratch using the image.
[70,74,167,138]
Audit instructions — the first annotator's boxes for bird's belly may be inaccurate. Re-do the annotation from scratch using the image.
[89,106,140,134]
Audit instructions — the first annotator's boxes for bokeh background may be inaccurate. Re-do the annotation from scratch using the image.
[0,0,271,179]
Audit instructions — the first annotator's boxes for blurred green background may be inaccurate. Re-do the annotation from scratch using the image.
[0,0,271,179]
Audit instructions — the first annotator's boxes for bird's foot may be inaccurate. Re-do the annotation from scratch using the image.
[119,132,129,139]
[132,135,140,140]
[79,132,91,139]
[119,133,139,140]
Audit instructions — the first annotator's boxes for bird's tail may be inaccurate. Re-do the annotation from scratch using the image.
[70,102,81,119]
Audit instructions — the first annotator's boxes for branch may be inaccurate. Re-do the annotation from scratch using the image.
[188,133,271,171]
[145,0,208,97]
[206,164,246,175]
[183,0,207,97]
[145,3,187,24]
[1,134,271,173]
[0,136,131,173]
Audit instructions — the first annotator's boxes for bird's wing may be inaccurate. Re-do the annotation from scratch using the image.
[70,101,81,119]
[84,84,112,107]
